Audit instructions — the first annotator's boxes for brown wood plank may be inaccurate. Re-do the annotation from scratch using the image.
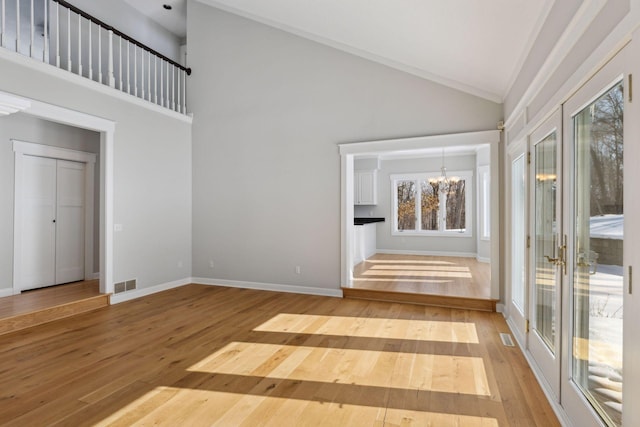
[0,284,559,426]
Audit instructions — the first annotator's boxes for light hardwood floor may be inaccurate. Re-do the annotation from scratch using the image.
[351,254,491,299]
[0,284,559,426]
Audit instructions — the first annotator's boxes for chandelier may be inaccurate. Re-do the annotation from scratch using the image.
[428,148,459,192]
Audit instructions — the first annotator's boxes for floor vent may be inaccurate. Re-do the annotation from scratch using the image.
[500,333,515,347]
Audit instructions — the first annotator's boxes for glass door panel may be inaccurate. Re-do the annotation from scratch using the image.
[534,133,559,352]
[528,109,563,400]
[512,154,526,314]
[571,81,624,427]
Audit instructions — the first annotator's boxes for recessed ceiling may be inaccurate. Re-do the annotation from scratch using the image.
[196,0,555,102]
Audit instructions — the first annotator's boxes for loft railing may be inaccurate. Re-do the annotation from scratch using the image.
[0,0,191,114]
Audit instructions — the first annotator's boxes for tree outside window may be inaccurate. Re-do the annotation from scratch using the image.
[392,172,471,235]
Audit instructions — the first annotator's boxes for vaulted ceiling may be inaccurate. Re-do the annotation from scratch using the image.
[127,0,555,103]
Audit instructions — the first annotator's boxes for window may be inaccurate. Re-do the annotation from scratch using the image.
[478,165,490,240]
[391,172,472,236]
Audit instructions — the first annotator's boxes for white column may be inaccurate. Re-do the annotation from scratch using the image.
[133,44,138,97]
[182,68,187,114]
[160,59,164,107]
[140,46,145,99]
[171,65,175,111]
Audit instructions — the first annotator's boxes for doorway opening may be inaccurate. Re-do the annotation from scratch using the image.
[339,130,501,307]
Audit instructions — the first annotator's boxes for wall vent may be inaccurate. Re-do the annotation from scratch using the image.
[114,282,126,293]
[125,279,137,291]
[500,333,515,347]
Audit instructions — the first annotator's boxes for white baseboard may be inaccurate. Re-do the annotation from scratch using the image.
[109,277,191,304]
[495,303,505,313]
[504,316,571,427]
[87,272,100,280]
[476,256,491,263]
[192,277,343,298]
[0,288,15,298]
[377,249,477,258]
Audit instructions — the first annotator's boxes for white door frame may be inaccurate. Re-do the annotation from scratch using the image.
[13,141,96,292]
[338,130,501,298]
[505,137,528,344]
[2,90,115,295]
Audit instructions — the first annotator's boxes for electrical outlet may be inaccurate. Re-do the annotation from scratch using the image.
[209,260,215,269]
[178,260,183,268]
[295,266,301,275]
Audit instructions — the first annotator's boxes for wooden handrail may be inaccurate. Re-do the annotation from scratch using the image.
[52,0,191,75]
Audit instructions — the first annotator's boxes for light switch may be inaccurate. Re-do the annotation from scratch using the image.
[114,224,123,232]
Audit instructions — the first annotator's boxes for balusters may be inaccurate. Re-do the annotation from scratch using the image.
[97,26,102,83]
[88,20,92,80]
[66,5,70,71]
[0,0,188,114]
[154,56,158,104]
[77,12,81,76]
[43,0,48,62]
[108,30,114,87]
[15,0,19,52]
[147,49,151,101]
[160,60,164,107]
[133,44,137,97]
[29,0,33,57]
[1,0,5,49]
[118,36,122,91]
[182,68,187,113]
[126,40,130,94]
[55,0,59,67]
[171,64,175,111]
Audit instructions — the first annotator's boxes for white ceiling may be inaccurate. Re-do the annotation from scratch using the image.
[127,0,554,103]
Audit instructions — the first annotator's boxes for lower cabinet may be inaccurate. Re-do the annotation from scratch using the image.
[353,223,377,266]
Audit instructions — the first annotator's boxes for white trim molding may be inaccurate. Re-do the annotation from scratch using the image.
[0,288,14,298]
[193,277,344,298]
[0,91,31,115]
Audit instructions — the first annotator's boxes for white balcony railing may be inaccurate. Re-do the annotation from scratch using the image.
[0,0,190,114]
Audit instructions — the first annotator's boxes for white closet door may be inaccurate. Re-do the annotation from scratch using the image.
[55,160,85,284]
[21,156,57,290]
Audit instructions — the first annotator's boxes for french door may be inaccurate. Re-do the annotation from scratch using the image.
[560,48,627,427]
[528,109,563,400]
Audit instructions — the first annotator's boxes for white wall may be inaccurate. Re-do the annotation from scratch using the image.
[0,113,100,292]
[188,3,502,291]
[0,50,192,292]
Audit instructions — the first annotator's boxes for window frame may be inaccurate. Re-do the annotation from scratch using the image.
[391,171,473,237]
[478,165,491,240]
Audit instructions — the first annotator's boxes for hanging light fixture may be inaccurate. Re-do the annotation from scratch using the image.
[429,148,459,192]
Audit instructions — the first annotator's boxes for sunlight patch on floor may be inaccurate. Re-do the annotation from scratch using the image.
[253,313,479,343]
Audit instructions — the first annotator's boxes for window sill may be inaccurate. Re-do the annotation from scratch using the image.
[392,231,472,238]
